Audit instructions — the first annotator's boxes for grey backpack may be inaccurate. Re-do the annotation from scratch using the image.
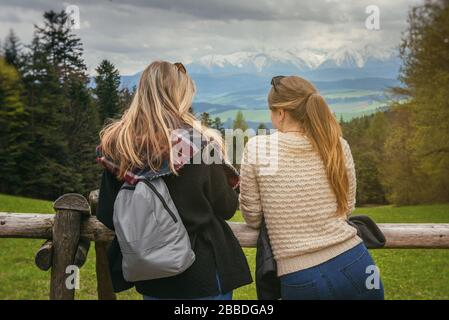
[113,177,195,282]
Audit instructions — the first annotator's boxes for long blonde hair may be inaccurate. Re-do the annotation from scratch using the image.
[100,60,223,177]
[268,76,349,216]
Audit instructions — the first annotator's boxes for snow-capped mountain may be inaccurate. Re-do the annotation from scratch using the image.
[190,49,324,73]
[119,45,400,93]
[187,45,398,75]
[188,49,321,74]
[320,47,366,69]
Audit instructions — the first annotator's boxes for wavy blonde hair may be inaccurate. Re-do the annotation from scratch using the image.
[99,60,223,178]
[268,76,349,216]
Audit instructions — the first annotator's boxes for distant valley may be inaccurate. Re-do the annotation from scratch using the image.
[120,46,401,128]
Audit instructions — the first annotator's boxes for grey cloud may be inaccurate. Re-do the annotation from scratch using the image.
[0,0,423,75]
[0,0,413,23]
[110,0,361,23]
[105,0,423,23]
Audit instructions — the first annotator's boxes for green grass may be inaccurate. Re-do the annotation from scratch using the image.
[0,194,448,300]
[0,194,54,214]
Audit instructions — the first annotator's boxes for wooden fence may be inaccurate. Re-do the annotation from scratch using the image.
[1,191,449,300]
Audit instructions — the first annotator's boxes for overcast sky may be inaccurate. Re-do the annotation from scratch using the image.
[0,0,422,75]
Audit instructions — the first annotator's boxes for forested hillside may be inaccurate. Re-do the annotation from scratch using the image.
[0,11,130,200]
[341,0,449,205]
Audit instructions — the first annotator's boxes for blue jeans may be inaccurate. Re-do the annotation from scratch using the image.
[280,243,384,300]
[143,272,233,300]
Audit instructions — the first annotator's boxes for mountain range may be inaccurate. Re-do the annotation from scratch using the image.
[121,45,400,86]
[119,45,401,128]
[187,45,399,77]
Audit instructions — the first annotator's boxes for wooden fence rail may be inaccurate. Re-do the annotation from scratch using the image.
[3,212,449,248]
[1,192,449,300]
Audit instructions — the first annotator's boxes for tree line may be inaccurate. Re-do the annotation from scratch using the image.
[341,0,449,205]
[0,11,134,199]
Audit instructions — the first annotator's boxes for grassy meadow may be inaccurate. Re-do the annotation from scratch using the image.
[0,193,448,300]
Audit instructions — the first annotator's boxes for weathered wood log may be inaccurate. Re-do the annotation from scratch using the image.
[74,238,91,268]
[89,190,117,301]
[229,222,449,248]
[50,194,90,300]
[0,213,53,238]
[0,213,115,241]
[35,240,53,271]
[381,223,449,248]
[35,238,90,271]
[79,219,449,249]
[2,212,449,248]
[79,216,115,242]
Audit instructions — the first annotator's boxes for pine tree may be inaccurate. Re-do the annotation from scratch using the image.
[233,111,248,131]
[0,58,28,194]
[212,116,225,135]
[257,123,267,132]
[95,59,121,124]
[3,29,22,68]
[20,32,72,198]
[200,112,213,127]
[35,11,86,78]
[20,10,100,199]
[231,111,249,167]
[119,86,135,112]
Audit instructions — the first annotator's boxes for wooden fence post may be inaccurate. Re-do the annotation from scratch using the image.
[50,193,90,300]
[89,190,117,300]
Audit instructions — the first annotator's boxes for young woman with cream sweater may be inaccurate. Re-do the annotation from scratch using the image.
[239,76,384,300]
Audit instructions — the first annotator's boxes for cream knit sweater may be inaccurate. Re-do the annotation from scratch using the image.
[239,132,361,276]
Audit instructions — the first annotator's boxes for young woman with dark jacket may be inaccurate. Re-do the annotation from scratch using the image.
[96,61,252,300]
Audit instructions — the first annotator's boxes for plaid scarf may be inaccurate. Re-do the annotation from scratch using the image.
[96,128,240,189]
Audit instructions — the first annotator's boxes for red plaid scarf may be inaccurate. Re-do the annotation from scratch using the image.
[96,129,239,189]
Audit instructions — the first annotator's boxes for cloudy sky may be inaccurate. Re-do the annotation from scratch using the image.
[0,0,422,75]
